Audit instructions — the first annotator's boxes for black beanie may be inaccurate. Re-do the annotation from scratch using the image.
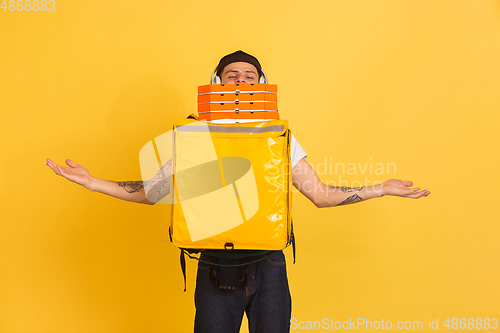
[216,50,263,78]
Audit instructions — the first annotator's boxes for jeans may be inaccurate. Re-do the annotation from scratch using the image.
[194,250,292,333]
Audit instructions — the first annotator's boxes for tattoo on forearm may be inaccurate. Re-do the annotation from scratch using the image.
[329,186,364,193]
[147,172,170,194]
[116,181,145,193]
[116,160,172,196]
[337,194,364,206]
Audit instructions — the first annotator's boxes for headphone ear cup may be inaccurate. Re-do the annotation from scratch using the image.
[259,76,265,84]
[214,76,221,84]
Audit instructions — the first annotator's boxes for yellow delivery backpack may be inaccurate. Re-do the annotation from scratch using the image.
[169,84,296,290]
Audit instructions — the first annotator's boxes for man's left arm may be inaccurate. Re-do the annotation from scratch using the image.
[291,158,430,208]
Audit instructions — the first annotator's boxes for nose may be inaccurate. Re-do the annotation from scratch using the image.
[235,74,246,84]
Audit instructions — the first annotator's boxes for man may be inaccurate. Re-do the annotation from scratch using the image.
[46,50,430,333]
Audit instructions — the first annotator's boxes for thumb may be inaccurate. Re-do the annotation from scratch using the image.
[66,159,78,167]
[402,180,413,187]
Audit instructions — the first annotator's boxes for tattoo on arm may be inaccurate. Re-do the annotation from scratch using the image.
[115,159,172,196]
[147,171,170,194]
[116,181,145,193]
[337,194,364,206]
[148,159,172,194]
[329,186,364,193]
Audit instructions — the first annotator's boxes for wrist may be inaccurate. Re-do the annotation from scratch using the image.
[361,183,385,199]
[381,181,388,197]
[86,176,100,192]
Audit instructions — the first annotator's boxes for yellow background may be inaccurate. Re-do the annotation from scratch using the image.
[1,0,499,332]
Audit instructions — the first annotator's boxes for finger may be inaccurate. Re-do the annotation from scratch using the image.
[56,161,75,173]
[408,190,429,198]
[46,162,61,175]
[47,159,61,171]
[66,159,78,167]
[405,188,417,194]
[403,180,413,187]
[400,188,420,197]
[397,187,417,196]
[386,185,413,196]
[47,160,63,175]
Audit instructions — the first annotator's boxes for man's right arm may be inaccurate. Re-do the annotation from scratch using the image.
[46,158,172,205]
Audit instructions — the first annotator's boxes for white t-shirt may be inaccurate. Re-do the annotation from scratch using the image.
[205,119,307,168]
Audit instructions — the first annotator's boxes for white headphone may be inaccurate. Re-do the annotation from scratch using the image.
[210,65,268,84]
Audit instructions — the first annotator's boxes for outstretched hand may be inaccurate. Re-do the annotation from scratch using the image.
[46,159,94,190]
[382,179,430,198]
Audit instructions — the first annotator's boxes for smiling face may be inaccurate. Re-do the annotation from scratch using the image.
[220,62,259,84]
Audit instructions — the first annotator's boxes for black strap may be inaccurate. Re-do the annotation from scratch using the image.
[201,249,269,260]
[184,249,275,267]
[291,217,296,264]
[180,249,187,292]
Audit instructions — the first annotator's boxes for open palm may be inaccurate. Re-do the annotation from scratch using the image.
[383,179,430,198]
[46,159,93,189]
